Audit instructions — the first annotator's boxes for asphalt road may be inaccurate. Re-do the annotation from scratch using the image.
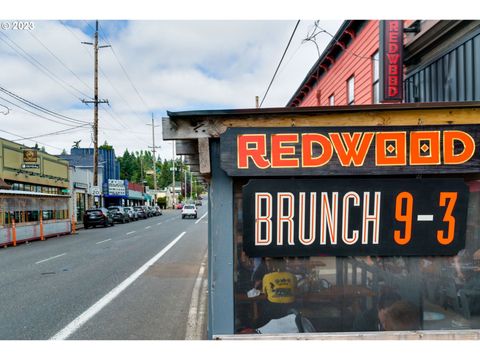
[0,204,208,340]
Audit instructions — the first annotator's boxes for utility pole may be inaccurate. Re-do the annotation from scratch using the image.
[82,20,110,187]
[147,114,160,190]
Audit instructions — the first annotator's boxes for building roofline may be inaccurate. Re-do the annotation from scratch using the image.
[167,101,480,120]
[286,20,362,107]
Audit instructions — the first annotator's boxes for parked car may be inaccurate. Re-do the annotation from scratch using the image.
[124,206,138,221]
[181,204,197,219]
[153,205,163,216]
[195,200,202,206]
[176,203,184,209]
[134,206,148,219]
[83,208,114,228]
[108,206,130,224]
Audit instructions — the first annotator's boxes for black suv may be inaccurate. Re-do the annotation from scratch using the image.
[83,208,114,228]
[133,206,147,219]
[108,206,130,224]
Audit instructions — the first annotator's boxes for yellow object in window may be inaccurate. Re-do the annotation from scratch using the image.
[262,272,297,304]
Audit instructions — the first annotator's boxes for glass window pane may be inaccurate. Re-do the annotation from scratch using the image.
[348,76,355,105]
[233,178,480,335]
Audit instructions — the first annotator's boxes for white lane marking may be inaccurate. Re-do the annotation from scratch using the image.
[145,226,151,229]
[185,253,208,340]
[195,212,208,224]
[156,222,162,226]
[96,238,112,245]
[417,215,434,221]
[35,253,66,265]
[126,231,136,235]
[50,231,187,340]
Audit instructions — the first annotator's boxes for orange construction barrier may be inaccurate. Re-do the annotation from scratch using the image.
[71,215,76,234]
[12,218,16,247]
[40,214,45,240]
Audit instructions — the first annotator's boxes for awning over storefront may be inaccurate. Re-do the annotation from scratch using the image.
[0,178,11,190]
[143,193,152,201]
[128,190,144,200]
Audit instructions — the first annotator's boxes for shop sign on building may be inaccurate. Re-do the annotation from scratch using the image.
[243,178,468,257]
[107,179,126,196]
[220,126,480,176]
[23,149,38,163]
[379,20,404,102]
[91,186,101,196]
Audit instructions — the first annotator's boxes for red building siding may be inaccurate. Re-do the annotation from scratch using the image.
[295,20,414,108]
[300,21,380,107]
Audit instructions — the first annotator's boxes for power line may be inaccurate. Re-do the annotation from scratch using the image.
[28,30,93,96]
[0,94,90,128]
[0,31,91,101]
[60,21,148,138]
[0,85,89,125]
[260,20,300,107]
[0,129,64,151]
[11,124,91,142]
[98,23,151,111]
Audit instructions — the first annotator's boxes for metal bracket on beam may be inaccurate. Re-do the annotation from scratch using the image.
[162,117,226,140]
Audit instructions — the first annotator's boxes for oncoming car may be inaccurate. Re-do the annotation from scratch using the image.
[181,204,197,219]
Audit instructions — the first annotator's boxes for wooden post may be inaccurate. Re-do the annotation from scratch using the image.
[12,217,16,247]
[40,211,45,240]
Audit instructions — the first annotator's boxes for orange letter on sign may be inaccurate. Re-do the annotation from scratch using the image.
[271,134,299,168]
[329,132,374,167]
[443,131,476,165]
[375,132,407,166]
[237,134,271,169]
[302,133,333,167]
[410,131,441,165]
[437,192,457,245]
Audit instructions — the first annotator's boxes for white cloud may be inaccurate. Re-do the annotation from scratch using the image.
[0,19,342,160]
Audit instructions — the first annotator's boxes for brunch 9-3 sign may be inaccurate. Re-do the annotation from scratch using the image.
[242,179,468,257]
[220,126,480,176]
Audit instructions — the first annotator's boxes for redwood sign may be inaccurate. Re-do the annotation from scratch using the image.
[220,126,480,176]
[379,20,404,102]
[242,179,468,257]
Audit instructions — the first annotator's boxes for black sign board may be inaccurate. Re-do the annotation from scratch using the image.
[220,125,480,177]
[379,20,404,102]
[242,179,468,257]
[21,163,40,169]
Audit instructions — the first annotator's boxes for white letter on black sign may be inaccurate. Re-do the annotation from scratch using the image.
[277,192,295,246]
[320,192,338,245]
[255,192,272,246]
[299,192,317,245]
[362,192,381,244]
[342,191,360,245]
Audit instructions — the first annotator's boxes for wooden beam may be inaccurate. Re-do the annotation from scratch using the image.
[176,140,198,155]
[198,138,211,175]
[162,117,226,140]
[189,164,200,172]
[163,107,480,140]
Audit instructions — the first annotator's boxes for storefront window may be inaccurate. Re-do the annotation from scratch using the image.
[233,179,480,334]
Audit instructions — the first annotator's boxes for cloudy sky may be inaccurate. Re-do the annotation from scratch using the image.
[1,0,462,161]
[0,18,342,159]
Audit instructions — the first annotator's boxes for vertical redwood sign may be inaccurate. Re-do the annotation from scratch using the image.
[379,20,404,102]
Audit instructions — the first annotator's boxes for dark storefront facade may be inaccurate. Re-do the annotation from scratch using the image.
[164,103,480,339]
